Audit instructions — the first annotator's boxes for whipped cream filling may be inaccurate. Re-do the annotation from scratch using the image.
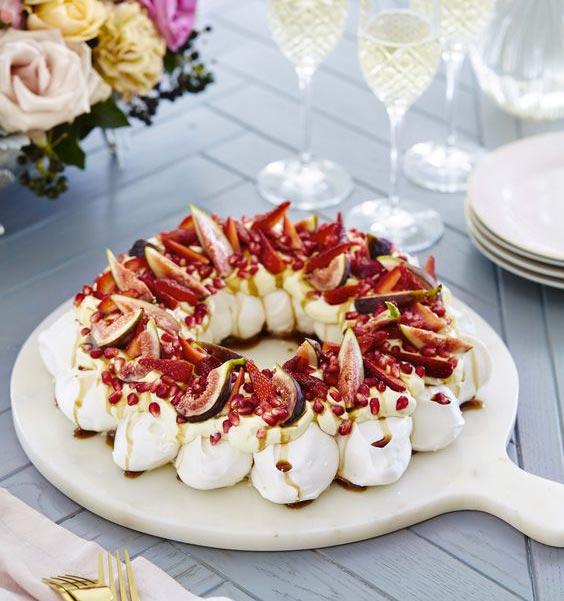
[337,417,413,486]
[175,437,253,490]
[251,423,339,504]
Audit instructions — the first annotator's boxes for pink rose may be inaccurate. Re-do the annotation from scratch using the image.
[138,0,197,51]
[0,0,23,28]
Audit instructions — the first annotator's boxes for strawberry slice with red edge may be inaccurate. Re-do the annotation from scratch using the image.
[304,242,352,274]
[141,277,179,310]
[283,215,303,250]
[424,255,437,281]
[180,338,207,364]
[162,236,209,264]
[155,278,199,305]
[139,358,194,383]
[227,367,245,405]
[178,215,194,230]
[364,357,407,392]
[374,265,402,293]
[95,271,118,294]
[257,231,285,274]
[252,201,291,231]
[246,360,277,404]
[323,283,360,306]
[224,217,241,254]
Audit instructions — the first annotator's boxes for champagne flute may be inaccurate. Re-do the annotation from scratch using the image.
[257,0,353,210]
[347,0,442,252]
[403,0,496,193]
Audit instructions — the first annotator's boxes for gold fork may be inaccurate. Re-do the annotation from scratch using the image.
[100,550,140,601]
[42,574,103,600]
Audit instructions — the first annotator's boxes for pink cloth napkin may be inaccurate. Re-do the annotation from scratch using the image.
[0,488,232,601]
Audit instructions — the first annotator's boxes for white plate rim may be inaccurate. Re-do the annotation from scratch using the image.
[468,131,564,262]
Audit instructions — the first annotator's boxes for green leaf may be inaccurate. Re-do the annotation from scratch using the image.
[385,301,401,319]
[89,98,130,130]
[53,127,86,169]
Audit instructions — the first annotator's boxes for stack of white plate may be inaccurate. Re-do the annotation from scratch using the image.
[466,132,564,289]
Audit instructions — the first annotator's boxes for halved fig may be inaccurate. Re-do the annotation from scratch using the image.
[412,302,446,332]
[176,358,244,422]
[323,283,359,305]
[295,338,321,368]
[354,285,442,314]
[366,233,393,258]
[190,204,233,277]
[272,365,305,426]
[305,243,352,274]
[364,357,407,392]
[112,294,180,333]
[126,318,160,359]
[139,358,194,383]
[107,249,153,301]
[400,325,472,354]
[155,279,198,306]
[91,309,142,348]
[386,349,457,379]
[308,253,350,291]
[337,328,364,407]
[118,361,151,382]
[195,341,243,363]
[144,246,208,297]
[402,262,437,290]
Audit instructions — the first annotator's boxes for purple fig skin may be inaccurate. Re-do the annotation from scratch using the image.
[273,367,305,426]
[308,254,350,291]
[295,338,321,368]
[387,349,457,379]
[366,234,393,258]
[354,285,442,314]
[196,342,243,363]
[176,359,244,422]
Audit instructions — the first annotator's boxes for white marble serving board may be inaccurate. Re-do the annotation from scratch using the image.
[11,299,564,550]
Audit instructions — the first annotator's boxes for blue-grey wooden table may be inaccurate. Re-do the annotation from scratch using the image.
[1,2,563,599]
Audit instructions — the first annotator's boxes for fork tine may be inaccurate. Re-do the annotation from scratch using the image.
[61,574,97,585]
[124,550,140,601]
[107,552,117,601]
[98,551,105,585]
[115,551,128,601]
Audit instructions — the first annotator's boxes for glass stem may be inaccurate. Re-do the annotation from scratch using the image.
[387,106,406,210]
[297,69,313,165]
[443,49,465,149]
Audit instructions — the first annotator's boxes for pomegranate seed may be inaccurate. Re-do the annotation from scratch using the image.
[400,362,413,374]
[432,392,451,405]
[421,346,436,357]
[136,382,152,393]
[156,383,170,398]
[74,293,85,306]
[185,315,195,328]
[338,420,352,435]
[228,411,240,426]
[371,436,390,448]
[148,402,161,417]
[331,404,345,416]
[222,419,232,434]
[103,347,118,359]
[262,413,279,427]
[101,371,112,386]
[238,403,254,415]
[127,392,139,406]
[83,285,93,295]
[271,407,289,419]
[90,311,103,324]
[90,348,104,359]
[396,395,409,411]
[161,375,175,386]
[329,389,342,402]
[176,415,188,424]
[355,393,368,407]
[80,327,91,337]
[415,366,426,378]
[358,383,370,396]
[210,432,221,446]
[345,311,358,320]
[111,378,122,392]
[370,398,380,415]
[161,332,174,343]
[313,400,325,414]
[108,391,122,404]
[376,380,386,393]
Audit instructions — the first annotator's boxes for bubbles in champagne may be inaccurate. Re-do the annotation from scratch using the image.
[268,0,348,74]
[359,10,440,109]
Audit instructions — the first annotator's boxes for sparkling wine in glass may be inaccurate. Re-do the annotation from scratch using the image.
[347,0,442,252]
[257,0,353,210]
[403,0,496,193]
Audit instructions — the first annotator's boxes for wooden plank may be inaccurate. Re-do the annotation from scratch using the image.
[321,529,523,601]
[174,543,395,601]
[0,410,30,480]
[1,465,80,522]
[204,581,259,601]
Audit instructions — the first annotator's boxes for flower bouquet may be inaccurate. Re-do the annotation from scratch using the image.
[0,0,213,199]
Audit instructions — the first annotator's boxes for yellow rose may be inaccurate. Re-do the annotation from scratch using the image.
[93,2,165,102]
[25,0,107,43]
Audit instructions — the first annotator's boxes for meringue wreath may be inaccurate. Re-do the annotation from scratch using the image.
[39,202,490,505]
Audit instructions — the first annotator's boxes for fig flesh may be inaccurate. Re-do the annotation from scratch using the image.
[91,309,142,348]
[386,349,457,379]
[295,338,321,368]
[354,285,442,314]
[400,325,472,354]
[106,249,153,301]
[112,294,180,333]
[144,246,208,297]
[272,365,305,426]
[176,358,244,422]
[191,204,233,277]
[195,341,243,363]
[308,253,350,291]
[337,328,364,408]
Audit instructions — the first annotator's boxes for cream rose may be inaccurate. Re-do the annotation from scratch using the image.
[0,29,110,134]
[94,1,165,102]
[25,0,107,43]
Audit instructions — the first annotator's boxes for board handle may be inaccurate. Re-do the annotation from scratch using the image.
[471,456,564,547]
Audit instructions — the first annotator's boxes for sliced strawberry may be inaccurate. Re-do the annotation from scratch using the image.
[283,215,303,250]
[252,201,291,231]
[357,330,387,353]
[321,341,341,354]
[180,338,207,363]
[95,271,118,294]
[386,349,456,379]
[155,279,198,305]
[364,357,407,392]
[311,222,339,247]
[178,215,194,230]
[424,255,436,281]
[374,265,402,293]
[290,371,328,400]
[257,231,285,274]
[246,360,277,403]
[295,214,318,233]
[224,217,241,254]
[123,256,149,273]
[142,277,179,310]
[98,296,118,315]
[227,367,245,405]
[162,237,209,264]
[323,283,360,306]
[139,358,194,383]
[304,243,352,274]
